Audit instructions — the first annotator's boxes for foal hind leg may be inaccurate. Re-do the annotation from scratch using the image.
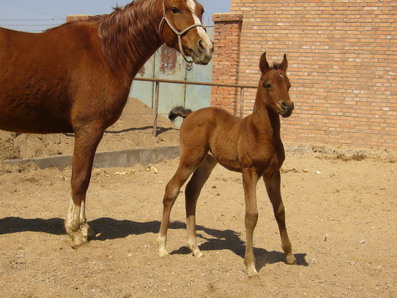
[158,163,197,257]
[158,149,208,257]
[185,154,217,257]
[65,123,104,248]
[264,171,296,265]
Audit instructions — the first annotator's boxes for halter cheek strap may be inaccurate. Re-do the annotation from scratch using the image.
[159,1,207,68]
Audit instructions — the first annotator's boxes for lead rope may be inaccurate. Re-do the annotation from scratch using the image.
[158,1,207,70]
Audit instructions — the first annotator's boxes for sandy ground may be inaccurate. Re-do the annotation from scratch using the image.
[0,98,396,297]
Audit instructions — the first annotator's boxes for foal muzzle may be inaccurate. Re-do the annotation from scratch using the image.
[280,101,294,118]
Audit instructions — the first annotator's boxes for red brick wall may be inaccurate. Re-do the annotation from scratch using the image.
[212,0,396,149]
[211,13,243,115]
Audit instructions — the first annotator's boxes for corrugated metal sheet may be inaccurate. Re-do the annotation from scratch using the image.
[130,27,214,120]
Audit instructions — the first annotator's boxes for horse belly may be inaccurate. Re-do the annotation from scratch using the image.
[0,95,73,133]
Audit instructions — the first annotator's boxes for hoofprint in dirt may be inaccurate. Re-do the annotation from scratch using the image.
[0,149,395,297]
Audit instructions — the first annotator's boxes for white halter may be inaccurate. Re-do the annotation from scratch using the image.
[159,1,207,68]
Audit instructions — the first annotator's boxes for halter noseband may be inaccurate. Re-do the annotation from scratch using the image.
[159,1,207,68]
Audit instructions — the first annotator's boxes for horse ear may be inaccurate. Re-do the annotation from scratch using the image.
[259,52,270,73]
[279,54,288,72]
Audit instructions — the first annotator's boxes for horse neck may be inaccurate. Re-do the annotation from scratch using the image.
[251,90,281,141]
[98,0,163,77]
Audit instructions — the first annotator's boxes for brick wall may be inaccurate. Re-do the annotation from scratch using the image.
[213,0,396,149]
[211,13,243,115]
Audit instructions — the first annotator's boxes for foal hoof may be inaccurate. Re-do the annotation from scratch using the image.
[158,248,169,258]
[286,254,297,265]
[192,249,203,258]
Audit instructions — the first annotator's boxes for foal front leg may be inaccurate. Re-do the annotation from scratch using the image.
[242,168,259,277]
[264,171,296,265]
[65,124,104,248]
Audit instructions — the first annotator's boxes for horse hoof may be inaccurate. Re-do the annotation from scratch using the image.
[69,229,89,249]
[81,223,95,240]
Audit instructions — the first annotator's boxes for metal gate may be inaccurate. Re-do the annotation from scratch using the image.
[129,27,214,118]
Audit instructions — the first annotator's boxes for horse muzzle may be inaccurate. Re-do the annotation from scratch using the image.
[189,39,214,65]
[280,101,294,118]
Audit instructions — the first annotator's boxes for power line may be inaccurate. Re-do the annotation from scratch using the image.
[0,0,61,18]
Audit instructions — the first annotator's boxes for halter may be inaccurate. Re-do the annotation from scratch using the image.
[159,1,207,68]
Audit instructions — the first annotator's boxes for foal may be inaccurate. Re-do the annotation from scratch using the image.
[158,52,296,277]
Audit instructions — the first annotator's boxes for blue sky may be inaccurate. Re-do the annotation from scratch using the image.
[0,0,231,32]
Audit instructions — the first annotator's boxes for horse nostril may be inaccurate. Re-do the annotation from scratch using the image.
[281,102,289,109]
[198,40,204,50]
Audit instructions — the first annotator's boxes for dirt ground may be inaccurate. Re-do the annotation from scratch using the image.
[0,98,396,297]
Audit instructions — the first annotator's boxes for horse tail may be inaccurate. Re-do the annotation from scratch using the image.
[168,106,193,122]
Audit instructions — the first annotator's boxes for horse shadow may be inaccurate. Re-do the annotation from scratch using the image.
[0,217,308,270]
[104,126,175,135]
[64,126,176,137]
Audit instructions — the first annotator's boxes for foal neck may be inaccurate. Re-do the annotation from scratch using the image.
[251,92,281,140]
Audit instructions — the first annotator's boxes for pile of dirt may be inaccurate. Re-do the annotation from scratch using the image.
[0,98,180,161]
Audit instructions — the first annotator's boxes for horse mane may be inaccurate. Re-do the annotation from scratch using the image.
[98,0,161,69]
[47,0,161,70]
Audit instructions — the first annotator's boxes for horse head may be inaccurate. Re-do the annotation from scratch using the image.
[259,52,294,118]
[158,0,214,65]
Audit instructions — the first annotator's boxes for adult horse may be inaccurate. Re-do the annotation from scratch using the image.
[0,0,213,247]
[158,53,295,277]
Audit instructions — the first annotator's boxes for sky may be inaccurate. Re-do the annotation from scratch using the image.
[0,0,231,32]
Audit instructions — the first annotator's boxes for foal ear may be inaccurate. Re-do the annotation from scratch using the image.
[259,52,270,73]
[279,54,288,72]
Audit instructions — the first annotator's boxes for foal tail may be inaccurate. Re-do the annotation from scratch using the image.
[168,106,193,122]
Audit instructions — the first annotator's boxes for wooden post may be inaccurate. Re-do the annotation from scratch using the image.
[153,81,160,137]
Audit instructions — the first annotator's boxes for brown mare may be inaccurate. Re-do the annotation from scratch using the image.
[0,0,213,247]
[158,52,296,277]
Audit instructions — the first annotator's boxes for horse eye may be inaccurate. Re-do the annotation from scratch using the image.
[265,83,272,89]
[171,7,180,14]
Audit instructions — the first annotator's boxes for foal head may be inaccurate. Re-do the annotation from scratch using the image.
[258,52,294,118]
[159,0,213,65]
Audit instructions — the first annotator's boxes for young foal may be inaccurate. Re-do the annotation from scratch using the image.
[158,52,296,277]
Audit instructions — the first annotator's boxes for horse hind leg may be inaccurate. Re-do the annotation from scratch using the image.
[64,123,104,248]
[263,172,296,265]
[185,154,217,257]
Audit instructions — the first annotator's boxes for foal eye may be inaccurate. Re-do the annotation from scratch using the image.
[171,7,180,14]
[265,83,272,89]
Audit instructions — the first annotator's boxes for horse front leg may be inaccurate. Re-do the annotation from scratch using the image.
[242,168,259,277]
[264,171,296,265]
[65,123,104,248]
